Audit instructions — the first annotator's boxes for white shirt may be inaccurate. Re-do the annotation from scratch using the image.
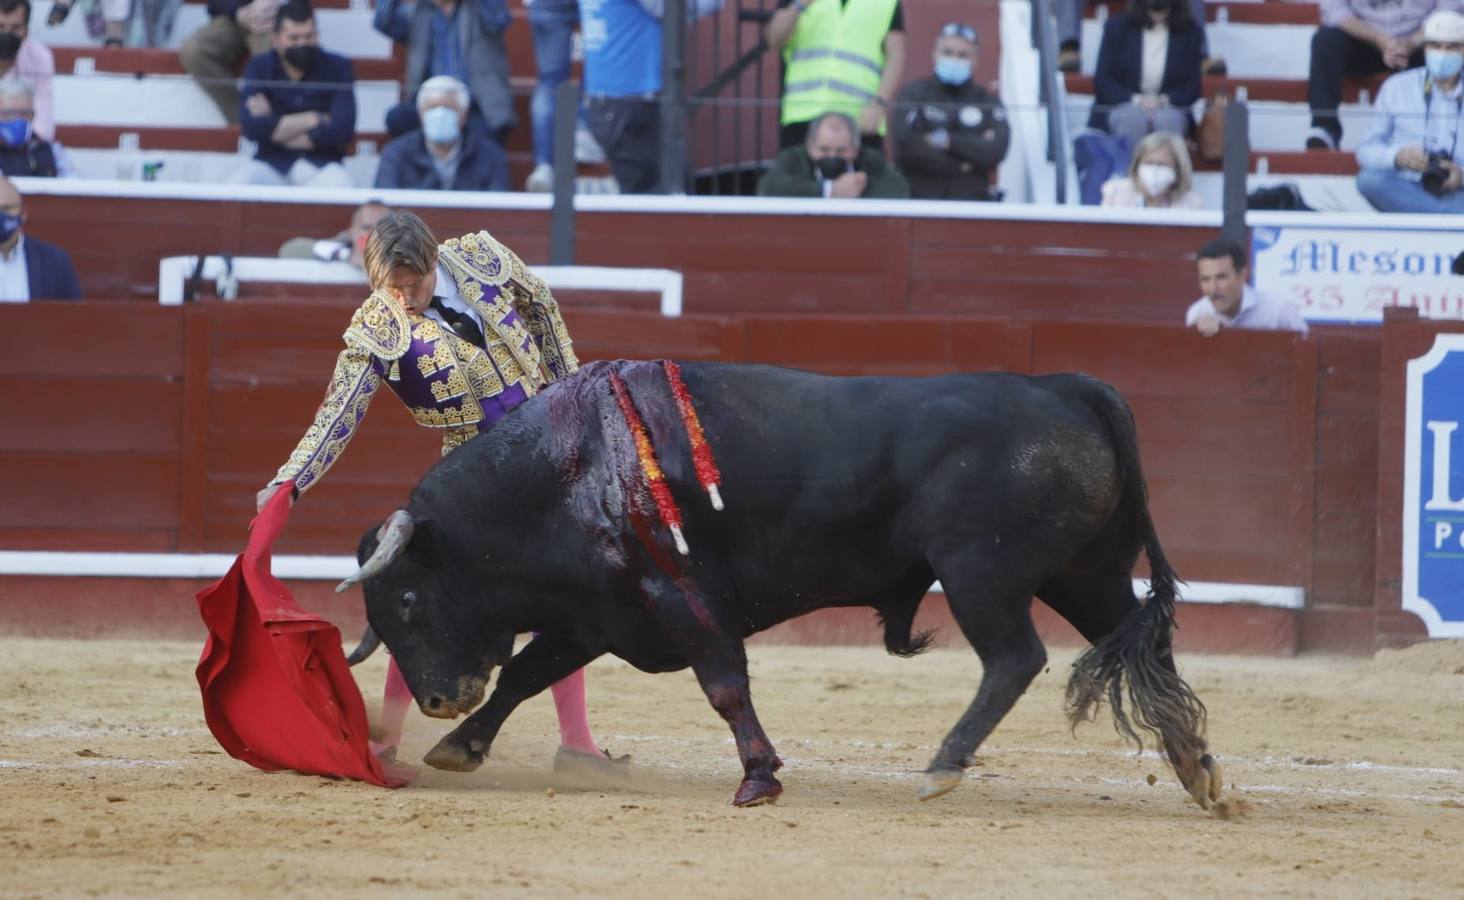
[424,261,486,333]
[1357,66,1464,174]
[0,234,30,303]
[1139,24,1169,97]
[1185,285,1309,335]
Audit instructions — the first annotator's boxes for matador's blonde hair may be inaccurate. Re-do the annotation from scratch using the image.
[364,211,439,289]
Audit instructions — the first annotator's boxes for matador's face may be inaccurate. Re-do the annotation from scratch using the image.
[384,261,438,316]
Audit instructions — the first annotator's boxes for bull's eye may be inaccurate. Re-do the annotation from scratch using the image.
[400,590,417,612]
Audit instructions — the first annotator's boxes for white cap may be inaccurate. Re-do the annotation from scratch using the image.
[1423,10,1464,43]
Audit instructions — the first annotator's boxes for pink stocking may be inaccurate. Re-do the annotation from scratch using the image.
[550,667,598,755]
[374,657,413,753]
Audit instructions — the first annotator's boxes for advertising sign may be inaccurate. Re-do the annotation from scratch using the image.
[1253,226,1464,324]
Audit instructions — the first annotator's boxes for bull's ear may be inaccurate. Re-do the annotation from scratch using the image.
[404,517,436,560]
[356,522,383,565]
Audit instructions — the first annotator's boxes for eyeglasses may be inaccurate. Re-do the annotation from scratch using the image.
[939,22,979,44]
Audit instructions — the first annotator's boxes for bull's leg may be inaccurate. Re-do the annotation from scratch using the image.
[640,575,782,807]
[920,564,1048,801]
[687,645,785,807]
[1040,571,1221,809]
[423,635,599,773]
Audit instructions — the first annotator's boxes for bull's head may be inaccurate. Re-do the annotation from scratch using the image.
[336,510,515,719]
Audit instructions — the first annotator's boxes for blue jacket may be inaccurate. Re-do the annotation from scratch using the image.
[23,234,82,300]
[239,49,357,174]
[373,124,509,192]
[1089,13,1203,133]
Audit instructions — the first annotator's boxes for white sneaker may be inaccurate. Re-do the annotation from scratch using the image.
[525,162,554,192]
[574,126,606,165]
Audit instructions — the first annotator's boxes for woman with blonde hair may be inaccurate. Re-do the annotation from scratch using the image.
[1100,131,1203,208]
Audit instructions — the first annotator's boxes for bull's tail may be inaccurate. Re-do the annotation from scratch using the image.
[1064,378,1208,773]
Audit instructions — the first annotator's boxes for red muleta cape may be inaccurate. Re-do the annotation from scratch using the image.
[194,482,411,787]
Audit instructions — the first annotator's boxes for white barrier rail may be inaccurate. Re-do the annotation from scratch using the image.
[0,551,1304,609]
[155,257,684,317]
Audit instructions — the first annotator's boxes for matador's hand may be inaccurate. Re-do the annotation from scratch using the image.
[256,482,294,513]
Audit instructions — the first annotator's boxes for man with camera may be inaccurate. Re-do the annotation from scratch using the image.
[1357,10,1464,213]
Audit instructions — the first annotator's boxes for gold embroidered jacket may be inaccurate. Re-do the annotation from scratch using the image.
[271,231,579,494]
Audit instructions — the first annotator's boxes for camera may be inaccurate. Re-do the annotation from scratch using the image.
[1421,151,1453,196]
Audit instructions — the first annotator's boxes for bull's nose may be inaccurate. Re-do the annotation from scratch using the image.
[427,695,445,712]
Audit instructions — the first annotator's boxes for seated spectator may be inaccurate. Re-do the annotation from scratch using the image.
[767,0,905,150]
[229,1,356,188]
[0,78,75,177]
[373,0,514,144]
[1100,130,1201,207]
[179,0,278,124]
[278,199,389,266]
[0,0,52,140]
[1305,0,1448,150]
[1089,0,1203,146]
[1356,11,1464,212]
[0,174,81,301]
[374,76,508,191]
[580,0,721,194]
[1185,238,1307,337]
[1055,0,1222,75]
[891,22,1010,201]
[758,110,911,198]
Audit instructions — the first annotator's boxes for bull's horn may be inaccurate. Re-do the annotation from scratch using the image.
[344,625,381,666]
[335,509,414,593]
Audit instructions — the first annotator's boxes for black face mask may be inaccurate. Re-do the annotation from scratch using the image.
[0,32,22,62]
[283,45,318,71]
[815,155,852,180]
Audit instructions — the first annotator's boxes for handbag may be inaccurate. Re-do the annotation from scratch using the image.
[1195,94,1228,163]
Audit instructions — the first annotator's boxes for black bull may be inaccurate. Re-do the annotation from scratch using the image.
[340,361,1221,809]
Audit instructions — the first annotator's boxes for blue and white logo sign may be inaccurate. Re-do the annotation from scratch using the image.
[1403,333,1464,637]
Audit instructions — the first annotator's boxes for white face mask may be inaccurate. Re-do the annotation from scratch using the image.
[1136,162,1177,197]
[422,105,462,144]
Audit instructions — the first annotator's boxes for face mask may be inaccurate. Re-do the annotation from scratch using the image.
[0,32,21,61]
[422,106,462,144]
[0,118,29,146]
[1137,162,1177,196]
[0,212,21,243]
[282,45,318,71]
[815,155,851,180]
[1426,49,1464,81]
[934,55,972,86]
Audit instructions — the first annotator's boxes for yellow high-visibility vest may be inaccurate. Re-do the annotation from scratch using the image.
[780,0,898,128]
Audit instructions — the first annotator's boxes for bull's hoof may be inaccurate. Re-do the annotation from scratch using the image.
[1182,754,1223,810]
[917,767,963,801]
[423,734,485,772]
[732,775,783,807]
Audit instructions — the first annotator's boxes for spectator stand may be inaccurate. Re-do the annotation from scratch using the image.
[27,0,604,189]
[1058,0,1377,211]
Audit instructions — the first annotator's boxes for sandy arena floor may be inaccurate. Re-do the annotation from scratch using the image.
[1,636,1462,898]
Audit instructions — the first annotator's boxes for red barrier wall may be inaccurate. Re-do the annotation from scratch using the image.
[23,195,1212,322]
[0,301,1385,652]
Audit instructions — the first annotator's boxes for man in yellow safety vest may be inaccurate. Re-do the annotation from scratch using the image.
[767,0,906,150]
